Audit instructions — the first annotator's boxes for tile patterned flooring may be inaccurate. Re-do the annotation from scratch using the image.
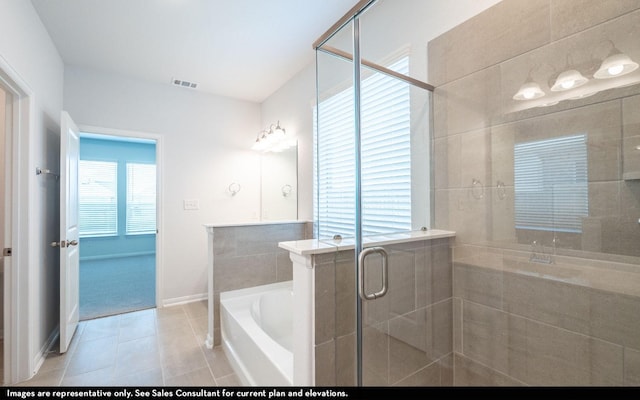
[16,301,240,387]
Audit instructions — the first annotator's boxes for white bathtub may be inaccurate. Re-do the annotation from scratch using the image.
[220,280,293,386]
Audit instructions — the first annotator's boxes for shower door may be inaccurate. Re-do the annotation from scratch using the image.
[315,0,437,386]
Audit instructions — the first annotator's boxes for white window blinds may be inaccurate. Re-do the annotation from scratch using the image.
[126,163,156,235]
[314,56,411,239]
[514,134,588,233]
[79,160,118,237]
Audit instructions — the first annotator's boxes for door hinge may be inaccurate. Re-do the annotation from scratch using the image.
[3,248,12,257]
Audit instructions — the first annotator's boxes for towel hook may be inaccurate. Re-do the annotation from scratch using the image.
[281,184,292,197]
[228,182,241,196]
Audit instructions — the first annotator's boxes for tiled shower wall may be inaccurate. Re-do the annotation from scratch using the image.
[429,0,640,386]
[209,222,312,345]
[313,238,453,386]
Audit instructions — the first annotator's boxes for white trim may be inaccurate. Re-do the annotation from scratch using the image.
[79,251,155,262]
[0,53,35,384]
[77,124,165,315]
[161,293,207,308]
[33,326,59,375]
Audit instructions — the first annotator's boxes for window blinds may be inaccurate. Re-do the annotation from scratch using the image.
[79,160,118,237]
[314,56,411,239]
[514,134,588,233]
[126,163,157,235]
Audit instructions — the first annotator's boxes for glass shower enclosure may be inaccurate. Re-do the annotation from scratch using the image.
[314,0,640,388]
[314,0,440,386]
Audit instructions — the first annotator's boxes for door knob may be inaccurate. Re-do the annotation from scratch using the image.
[51,240,78,248]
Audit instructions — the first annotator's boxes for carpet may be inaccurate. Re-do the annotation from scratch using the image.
[79,254,156,320]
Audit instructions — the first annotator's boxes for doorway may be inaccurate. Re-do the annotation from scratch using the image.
[78,131,158,320]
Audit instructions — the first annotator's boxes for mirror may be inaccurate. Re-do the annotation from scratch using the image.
[260,145,297,221]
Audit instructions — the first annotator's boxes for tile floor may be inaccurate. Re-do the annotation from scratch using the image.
[15,301,241,387]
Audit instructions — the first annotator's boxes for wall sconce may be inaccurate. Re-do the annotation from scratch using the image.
[594,40,639,79]
[251,121,295,152]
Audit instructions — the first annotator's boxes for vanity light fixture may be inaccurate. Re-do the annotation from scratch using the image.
[251,121,294,152]
[513,66,546,101]
[550,69,589,91]
[594,52,639,79]
[513,81,545,101]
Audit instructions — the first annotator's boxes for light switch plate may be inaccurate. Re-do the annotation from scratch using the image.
[183,199,200,210]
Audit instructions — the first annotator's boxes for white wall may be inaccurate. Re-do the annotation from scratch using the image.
[261,0,503,222]
[260,66,316,221]
[0,0,64,380]
[63,66,262,304]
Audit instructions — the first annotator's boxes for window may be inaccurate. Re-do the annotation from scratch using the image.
[514,134,588,233]
[314,56,411,238]
[126,163,156,235]
[79,160,118,237]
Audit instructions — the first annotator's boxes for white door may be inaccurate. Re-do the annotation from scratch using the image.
[59,111,80,353]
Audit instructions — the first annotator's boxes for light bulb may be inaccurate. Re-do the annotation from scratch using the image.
[594,52,639,79]
[551,69,588,92]
[607,64,625,76]
[561,80,575,89]
[513,81,545,101]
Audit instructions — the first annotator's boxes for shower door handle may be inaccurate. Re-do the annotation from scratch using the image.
[358,247,389,301]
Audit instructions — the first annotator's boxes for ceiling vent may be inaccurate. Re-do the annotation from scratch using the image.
[171,78,198,89]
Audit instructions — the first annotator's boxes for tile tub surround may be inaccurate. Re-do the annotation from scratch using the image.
[429,0,640,386]
[279,229,456,386]
[205,221,312,348]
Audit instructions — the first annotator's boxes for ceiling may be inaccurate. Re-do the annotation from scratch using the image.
[31,0,361,103]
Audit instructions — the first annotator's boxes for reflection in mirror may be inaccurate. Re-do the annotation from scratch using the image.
[260,145,297,221]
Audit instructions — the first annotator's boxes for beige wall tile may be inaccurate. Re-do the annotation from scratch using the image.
[453,353,524,386]
[363,323,389,386]
[503,272,591,334]
[314,263,336,345]
[214,254,277,292]
[453,297,463,354]
[387,249,416,316]
[336,334,356,386]
[625,347,640,385]
[461,129,491,190]
[315,340,336,386]
[550,0,640,40]
[454,263,503,309]
[430,243,453,303]
[335,256,356,337]
[461,301,513,375]
[388,333,431,385]
[276,251,293,282]
[590,290,640,349]
[393,362,441,386]
[623,95,640,178]
[440,353,454,386]
[520,318,623,385]
[433,67,502,137]
[433,189,450,229]
[428,0,550,86]
[434,135,462,189]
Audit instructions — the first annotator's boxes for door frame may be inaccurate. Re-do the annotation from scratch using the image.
[77,125,164,311]
[0,55,34,384]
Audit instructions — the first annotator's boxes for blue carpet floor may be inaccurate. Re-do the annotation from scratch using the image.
[79,254,156,320]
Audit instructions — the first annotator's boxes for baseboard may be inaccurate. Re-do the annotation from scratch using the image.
[161,292,207,307]
[33,326,59,376]
[80,251,155,262]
